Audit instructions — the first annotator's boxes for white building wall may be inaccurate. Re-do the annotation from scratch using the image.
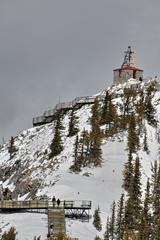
[113,69,143,84]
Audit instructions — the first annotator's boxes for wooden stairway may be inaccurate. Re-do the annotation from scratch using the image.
[48,207,66,236]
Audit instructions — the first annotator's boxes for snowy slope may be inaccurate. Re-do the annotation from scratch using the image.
[0,78,160,239]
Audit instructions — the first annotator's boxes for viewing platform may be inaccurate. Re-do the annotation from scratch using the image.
[0,200,91,211]
[0,200,91,239]
[33,94,105,126]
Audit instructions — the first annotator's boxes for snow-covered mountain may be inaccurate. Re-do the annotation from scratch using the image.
[0,78,160,240]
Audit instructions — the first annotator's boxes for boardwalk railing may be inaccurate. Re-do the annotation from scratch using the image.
[64,200,91,209]
[0,200,51,209]
[33,94,105,126]
[0,200,92,210]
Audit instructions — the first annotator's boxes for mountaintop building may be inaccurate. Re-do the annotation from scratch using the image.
[113,46,143,84]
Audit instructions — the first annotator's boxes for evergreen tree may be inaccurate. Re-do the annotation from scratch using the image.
[124,157,142,231]
[143,127,149,153]
[116,194,125,240]
[80,129,90,167]
[151,160,158,206]
[33,237,41,240]
[70,135,81,172]
[68,109,79,137]
[93,207,102,231]
[152,161,160,214]
[136,90,145,122]
[90,98,103,166]
[94,236,102,240]
[8,136,17,159]
[70,129,91,172]
[151,215,160,240]
[131,157,142,225]
[104,217,110,240]
[54,110,64,130]
[108,201,116,240]
[145,85,156,126]
[152,163,160,239]
[101,91,111,125]
[138,178,151,240]
[150,161,160,239]
[101,91,118,136]
[74,135,79,163]
[123,88,136,117]
[2,227,17,240]
[127,114,139,153]
[122,151,134,192]
[124,196,134,234]
[49,115,63,158]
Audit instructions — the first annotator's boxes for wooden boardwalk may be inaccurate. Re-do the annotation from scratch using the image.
[0,200,91,238]
[48,208,66,236]
[33,94,105,126]
[0,200,91,210]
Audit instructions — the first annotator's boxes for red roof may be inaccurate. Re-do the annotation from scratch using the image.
[113,66,143,71]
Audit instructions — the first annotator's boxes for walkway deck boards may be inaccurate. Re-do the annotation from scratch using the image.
[0,200,91,239]
[0,200,91,210]
[48,208,66,235]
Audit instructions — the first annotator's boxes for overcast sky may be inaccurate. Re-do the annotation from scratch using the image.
[0,0,160,142]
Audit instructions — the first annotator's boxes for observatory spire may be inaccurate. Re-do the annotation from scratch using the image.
[113,46,143,84]
[121,46,136,68]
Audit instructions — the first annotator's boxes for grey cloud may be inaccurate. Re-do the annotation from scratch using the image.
[0,0,160,141]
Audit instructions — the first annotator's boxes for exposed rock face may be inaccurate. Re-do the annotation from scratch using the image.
[12,179,41,199]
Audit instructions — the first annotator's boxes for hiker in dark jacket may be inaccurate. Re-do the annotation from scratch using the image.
[57,198,61,207]
[49,223,54,236]
[52,196,56,207]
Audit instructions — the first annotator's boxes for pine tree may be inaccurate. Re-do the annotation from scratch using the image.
[127,114,139,153]
[124,157,142,231]
[152,162,160,214]
[145,85,156,126]
[70,135,81,172]
[49,115,63,158]
[54,110,64,130]
[90,98,103,166]
[101,91,118,135]
[74,135,79,163]
[33,237,41,240]
[93,207,102,231]
[2,227,17,240]
[122,151,134,192]
[101,90,111,125]
[131,157,142,225]
[150,161,160,239]
[80,129,90,167]
[116,194,125,240]
[104,217,110,240]
[136,90,145,122]
[8,136,17,159]
[152,164,160,239]
[151,215,160,240]
[151,160,158,206]
[143,127,149,153]
[108,201,116,240]
[68,109,79,137]
[138,178,151,240]
[123,88,136,117]
[94,236,102,240]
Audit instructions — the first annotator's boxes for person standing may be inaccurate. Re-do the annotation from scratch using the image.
[57,198,61,207]
[49,223,54,236]
[52,196,56,207]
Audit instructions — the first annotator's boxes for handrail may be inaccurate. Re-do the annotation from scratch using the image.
[33,94,106,125]
[0,200,91,209]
